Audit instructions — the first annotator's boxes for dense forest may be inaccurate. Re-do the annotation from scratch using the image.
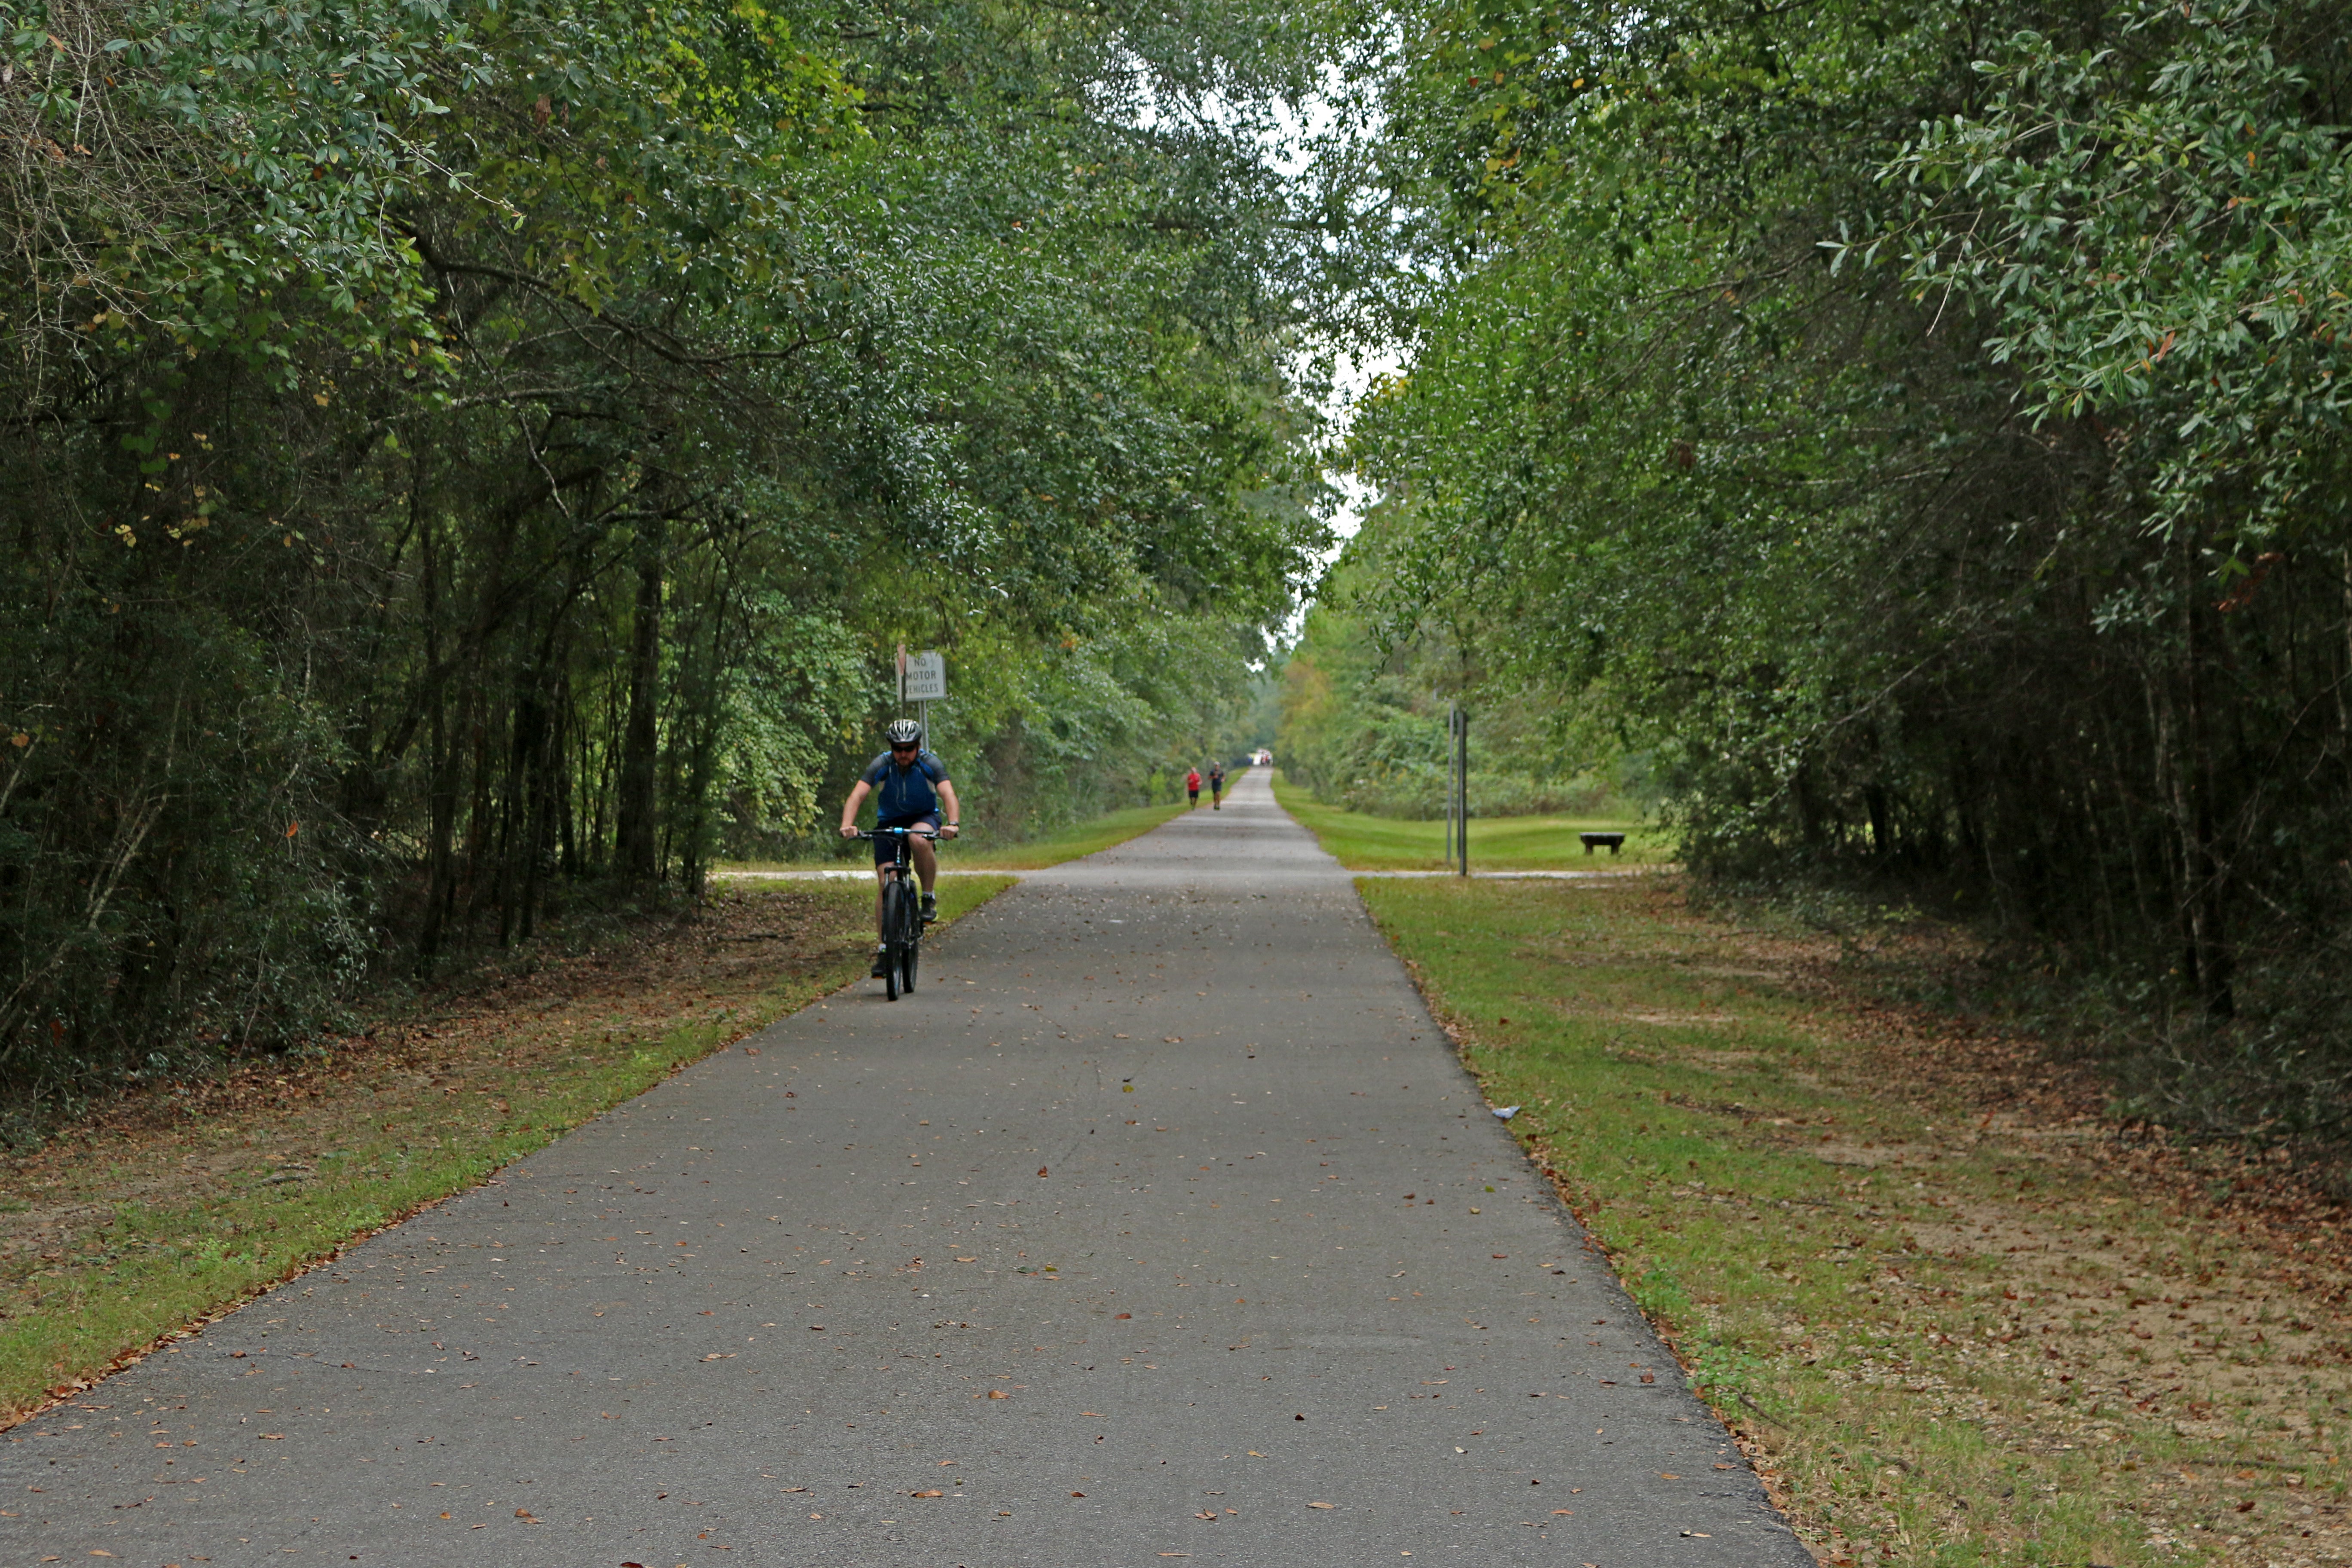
[12,0,2352,1151]
[1295,0,2352,1145]
[0,0,1332,1111]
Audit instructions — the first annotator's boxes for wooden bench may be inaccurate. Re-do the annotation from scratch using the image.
[1579,832,1626,856]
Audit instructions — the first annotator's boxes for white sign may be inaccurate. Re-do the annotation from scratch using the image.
[900,649,947,702]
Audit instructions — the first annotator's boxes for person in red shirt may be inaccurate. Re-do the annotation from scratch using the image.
[1186,767,1201,807]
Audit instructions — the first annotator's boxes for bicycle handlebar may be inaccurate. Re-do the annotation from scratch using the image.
[855,827,942,840]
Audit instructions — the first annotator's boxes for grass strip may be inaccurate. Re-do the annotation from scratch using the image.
[0,875,1014,1423]
[1356,874,2348,1568]
[951,792,1205,870]
[719,775,1233,876]
[1271,771,1669,870]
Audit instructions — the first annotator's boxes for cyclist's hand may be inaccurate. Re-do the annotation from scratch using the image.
[940,824,960,839]
[839,823,859,839]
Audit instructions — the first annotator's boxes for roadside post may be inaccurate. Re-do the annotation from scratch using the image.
[1456,705,1469,876]
[1447,702,1470,877]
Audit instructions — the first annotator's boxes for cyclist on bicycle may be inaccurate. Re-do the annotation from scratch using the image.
[839,717,961,976]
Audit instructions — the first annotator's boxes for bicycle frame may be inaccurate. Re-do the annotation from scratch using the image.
[858,826,940,998]
[861,824,937,869]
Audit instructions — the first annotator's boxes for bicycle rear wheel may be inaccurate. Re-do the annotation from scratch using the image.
[881,879,909,1000]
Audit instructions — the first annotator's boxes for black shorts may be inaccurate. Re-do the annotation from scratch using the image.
[873,816,940,864]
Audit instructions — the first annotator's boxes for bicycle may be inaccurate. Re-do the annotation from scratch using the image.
[858,825,939,1000]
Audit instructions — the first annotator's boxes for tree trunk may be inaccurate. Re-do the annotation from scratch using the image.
[615,527,664,882]
[417,500,456,963]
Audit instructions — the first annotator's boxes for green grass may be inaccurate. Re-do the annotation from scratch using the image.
[1359,874,2329,1567]
[0,876,1014,1420]
[1272,771,1670,870]
[950,794,1200,870]
[717,785,1216,875]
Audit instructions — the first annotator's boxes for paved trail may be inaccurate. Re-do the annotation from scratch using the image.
[8,771,1807,1566]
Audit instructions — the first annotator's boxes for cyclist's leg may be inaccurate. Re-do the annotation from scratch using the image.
[908,818,941,919]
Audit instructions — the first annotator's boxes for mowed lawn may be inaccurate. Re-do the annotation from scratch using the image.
[1271,772,1670,870]
[952,793,1199,870]
[718,781,1225,875]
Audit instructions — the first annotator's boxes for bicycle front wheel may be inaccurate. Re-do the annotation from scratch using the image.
[898,888,922,994]
[881,879,910,1000]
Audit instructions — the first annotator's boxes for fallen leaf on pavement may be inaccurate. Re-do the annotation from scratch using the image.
[910,1490,943,1498]
[1308,1501,1335,1510]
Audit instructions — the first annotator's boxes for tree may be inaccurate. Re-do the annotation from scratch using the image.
[0,0,1335,1115]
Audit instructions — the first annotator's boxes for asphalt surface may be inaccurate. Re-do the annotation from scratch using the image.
[6,769,1808,1566]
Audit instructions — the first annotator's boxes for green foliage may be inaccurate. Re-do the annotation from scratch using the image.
[0,0,1335,1111]
[1280,499,1635,818]
[1339,0,2352,1144]
[4,0,478,374]
[1880,0,2352,553]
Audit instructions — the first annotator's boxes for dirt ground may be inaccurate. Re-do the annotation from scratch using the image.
[1730,906,2350,1565]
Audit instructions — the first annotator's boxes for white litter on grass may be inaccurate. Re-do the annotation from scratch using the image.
[1492,1106,1520,1120]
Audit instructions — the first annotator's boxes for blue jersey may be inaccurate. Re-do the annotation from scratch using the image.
[863,750,949,821]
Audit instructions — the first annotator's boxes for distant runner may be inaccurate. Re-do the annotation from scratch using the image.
[1209,762,1227,809]
[1186,767,1202,808]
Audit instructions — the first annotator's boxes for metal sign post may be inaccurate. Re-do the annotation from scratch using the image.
[1445,702,1458,869]
[1449,704,1470,877]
